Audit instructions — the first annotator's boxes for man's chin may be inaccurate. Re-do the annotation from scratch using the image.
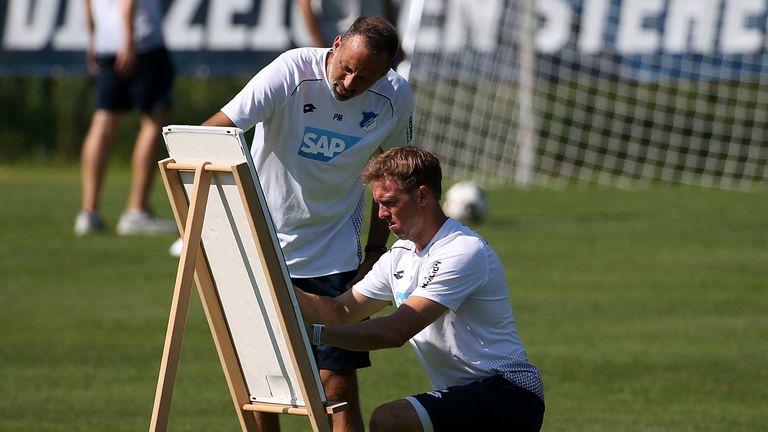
[331,88,356,101]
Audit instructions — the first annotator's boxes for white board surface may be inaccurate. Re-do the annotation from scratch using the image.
[162,125,324,405]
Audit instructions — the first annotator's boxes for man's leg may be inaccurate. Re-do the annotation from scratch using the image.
[243,370,366,432]
[126,110,168,211]
[115,109,176,235]
[369,399,422,432]
[405,376,545,432]
[81,109,120,213]
[293,272,369,432]
[252,412,280,432]
[321,368,365,432]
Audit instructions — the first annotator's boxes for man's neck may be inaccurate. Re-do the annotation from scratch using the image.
[324,49,332,80]
[413,214,449,253]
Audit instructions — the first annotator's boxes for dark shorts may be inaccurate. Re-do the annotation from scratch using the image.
[410,375,545,432]
[292,270,371,371]
[95,47,175,113]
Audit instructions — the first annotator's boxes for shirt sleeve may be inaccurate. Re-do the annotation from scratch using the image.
[411,238,489,311]
[221,53,294,131]
[352,251,394,302]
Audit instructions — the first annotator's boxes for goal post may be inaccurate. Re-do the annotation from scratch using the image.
[398,0,768,190]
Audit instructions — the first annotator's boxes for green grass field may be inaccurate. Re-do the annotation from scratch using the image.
[1,163,766,431]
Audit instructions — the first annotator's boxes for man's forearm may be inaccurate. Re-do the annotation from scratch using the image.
[120,0,136,50]
[85,0,95,34]
[295,287,341,324]
[314,297,446,352]
[318,316,406,351]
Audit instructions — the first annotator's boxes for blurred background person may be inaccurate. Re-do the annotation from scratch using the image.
[75,0,176,236]
[296,0,399,48]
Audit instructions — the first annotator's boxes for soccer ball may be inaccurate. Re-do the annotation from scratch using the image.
[442,181,488,223]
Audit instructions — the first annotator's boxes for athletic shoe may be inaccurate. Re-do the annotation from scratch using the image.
[74,211,105,236]
[116,210,177,236]
[169,237,183,257]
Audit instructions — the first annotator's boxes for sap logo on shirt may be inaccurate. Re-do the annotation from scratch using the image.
[298,127,361,161]
[394,291,410,306]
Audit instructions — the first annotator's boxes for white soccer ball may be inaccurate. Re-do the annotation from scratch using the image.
[442,181,488,223]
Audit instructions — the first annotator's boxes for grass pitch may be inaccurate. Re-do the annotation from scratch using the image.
[0,163,766,431]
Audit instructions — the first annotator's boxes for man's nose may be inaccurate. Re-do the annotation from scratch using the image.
[344,74,360,90]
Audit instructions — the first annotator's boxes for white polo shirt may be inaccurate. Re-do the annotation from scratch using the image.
[354,218,544,399]
[222,47,413,277]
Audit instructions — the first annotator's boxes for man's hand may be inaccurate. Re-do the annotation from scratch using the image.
[86,43,99,75]
[114,45,136,77]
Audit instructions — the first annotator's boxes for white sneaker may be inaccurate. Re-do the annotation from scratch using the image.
[169,237,183,257]
[116,210,177,236]
[74,211,105,236]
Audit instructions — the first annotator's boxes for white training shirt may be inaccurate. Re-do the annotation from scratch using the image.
[222,47,413,277]
[90,0,165,55]
[354,218,544,399]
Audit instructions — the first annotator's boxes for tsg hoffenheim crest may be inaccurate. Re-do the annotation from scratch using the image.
[359,111,379,132]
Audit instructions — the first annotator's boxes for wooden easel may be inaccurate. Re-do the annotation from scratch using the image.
[148,157,346,432]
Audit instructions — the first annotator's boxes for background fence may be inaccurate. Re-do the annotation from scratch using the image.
[399,0,768,189]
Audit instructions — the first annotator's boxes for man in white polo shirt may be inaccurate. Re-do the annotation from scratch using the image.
[296,146,545,432]
[194,16,413,432]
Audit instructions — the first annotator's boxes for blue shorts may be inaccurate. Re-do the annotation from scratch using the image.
[408,375,544,432]
[95,47,174,113]
[292,270,371,371]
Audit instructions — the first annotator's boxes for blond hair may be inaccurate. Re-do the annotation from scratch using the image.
[362,146,442,200]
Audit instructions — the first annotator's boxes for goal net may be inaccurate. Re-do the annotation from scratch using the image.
[397,0,768,190]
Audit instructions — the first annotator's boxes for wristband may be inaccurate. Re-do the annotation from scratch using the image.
[311,323,325,346]
[364,245,387,255]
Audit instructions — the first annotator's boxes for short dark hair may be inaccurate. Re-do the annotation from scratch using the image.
[362,146,443,201]
[340,16,400,62]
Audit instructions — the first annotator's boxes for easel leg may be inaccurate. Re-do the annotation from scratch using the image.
[149,163,212,432]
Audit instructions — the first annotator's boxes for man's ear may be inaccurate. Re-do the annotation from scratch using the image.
[331,35,343,52]
[417,185,430,206]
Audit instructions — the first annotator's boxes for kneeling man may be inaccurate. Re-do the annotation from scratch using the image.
[296,146,545,432]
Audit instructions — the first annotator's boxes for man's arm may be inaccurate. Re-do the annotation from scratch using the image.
[382,0,398,28]
[115,0,137,77]
[346,201,390,289]
[296,0,327,47]
[84,0,98,74]
[202,111,236,127]
[318,296,448,351]
[295,285,389,326]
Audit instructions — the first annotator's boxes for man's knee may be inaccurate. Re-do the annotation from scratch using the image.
[370,400,422,432]
[320,370,364,432]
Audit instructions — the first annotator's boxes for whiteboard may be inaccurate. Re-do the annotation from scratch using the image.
[162,125,324,406]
